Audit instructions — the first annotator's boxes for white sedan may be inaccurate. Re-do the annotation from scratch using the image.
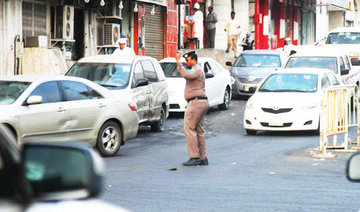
[244,68,341,135]
[0,75,139,156]
[160,57,232,112]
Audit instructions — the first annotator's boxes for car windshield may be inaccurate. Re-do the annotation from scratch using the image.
[234,54,281,68]
[161,62,196,77]
[285,57,338,74]
[0,81,31,105]
[259,73,318,93]
[66,63,131,89]
[326,32,360,44]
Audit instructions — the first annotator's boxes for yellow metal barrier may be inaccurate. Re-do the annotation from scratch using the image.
[313,85,360,158]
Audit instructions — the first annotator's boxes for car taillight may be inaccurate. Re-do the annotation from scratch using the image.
[128,103,137,111]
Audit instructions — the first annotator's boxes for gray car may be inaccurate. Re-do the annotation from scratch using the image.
[66,55,169,132]
[226,50,287,97]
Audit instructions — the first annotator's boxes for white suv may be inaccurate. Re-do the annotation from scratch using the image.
[66,55,169,132]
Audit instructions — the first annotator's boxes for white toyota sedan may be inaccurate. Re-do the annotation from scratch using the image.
[243,68,341,135]
[159,57,232,112]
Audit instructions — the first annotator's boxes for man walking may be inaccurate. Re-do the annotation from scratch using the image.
[175,51,209,166]
[224,11,240,58]
[205,5,218,48]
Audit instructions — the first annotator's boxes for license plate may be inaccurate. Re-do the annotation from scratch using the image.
[269,118,283,126]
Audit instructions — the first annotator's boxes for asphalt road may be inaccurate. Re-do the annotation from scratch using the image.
[100,98,360,212]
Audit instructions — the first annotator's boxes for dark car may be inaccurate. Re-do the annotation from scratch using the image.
[226,50,287,98]
[0,124,129,212]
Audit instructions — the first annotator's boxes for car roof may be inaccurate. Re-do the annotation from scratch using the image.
[159,57,212,63]
[277,68,332,75]
[76,54,155,64]
[329,27,360,33]
[241,50,282,55]
[290,50,345,57]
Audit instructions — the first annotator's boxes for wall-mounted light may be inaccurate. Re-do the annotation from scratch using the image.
[119,0,123,9]
[84,0,90,3]
[100,0,105,6]
[151,5,155,15]
[134,3,138,12]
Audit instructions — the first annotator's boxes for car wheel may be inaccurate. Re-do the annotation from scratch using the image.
[218,89,230,110]
[246,129,257,135]
[151,107,166,132]
[96,121,122,157]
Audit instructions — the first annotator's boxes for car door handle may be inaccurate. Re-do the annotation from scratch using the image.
[99,103,106,108]
[58,107,66,112]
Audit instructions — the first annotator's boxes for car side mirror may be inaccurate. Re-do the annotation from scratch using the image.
[226,61,232,67]
[205,73,214,79]
[346,152,360,182]
[249,87,256,93]
[341,68,349,75]
[135,78,149,87]
[26,96,43,105]
[20,143,104,201]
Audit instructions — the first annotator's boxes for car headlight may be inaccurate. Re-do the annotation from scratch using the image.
[301,101,318,110]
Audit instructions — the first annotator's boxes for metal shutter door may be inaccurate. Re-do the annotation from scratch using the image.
[22,1,46,37]
[144,4,164,60]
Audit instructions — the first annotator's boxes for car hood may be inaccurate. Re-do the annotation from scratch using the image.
[230,67,279,78]
[250,92,320,108]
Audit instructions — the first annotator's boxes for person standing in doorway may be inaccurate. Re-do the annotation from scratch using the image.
[225,11,241,58]
[190,3,204,49]
[175,51,209,166]
[205,5,218,48]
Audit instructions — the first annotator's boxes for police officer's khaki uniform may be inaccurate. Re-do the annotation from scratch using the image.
[177,63,209,160]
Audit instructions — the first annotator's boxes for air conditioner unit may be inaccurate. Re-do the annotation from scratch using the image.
[54,5,74,40]
[103,23,121,46]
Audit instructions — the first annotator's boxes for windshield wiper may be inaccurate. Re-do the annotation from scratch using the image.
[99,84,118,88]
[259,89,272,92]
[273,89,306,92]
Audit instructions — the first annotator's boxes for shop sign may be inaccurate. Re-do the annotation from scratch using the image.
[134,0,167,7]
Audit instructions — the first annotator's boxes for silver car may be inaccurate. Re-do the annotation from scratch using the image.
[0,75,139,157]
[66,55,169,132]
[226,50,287,97]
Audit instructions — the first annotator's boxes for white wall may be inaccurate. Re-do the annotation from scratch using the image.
[316,4,329,41]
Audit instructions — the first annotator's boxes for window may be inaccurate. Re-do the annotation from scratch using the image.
[321,74,331,89]
[29,81,61,103]
[60,81,96,101]
[208,60,221,74]
[327,73,340,86]
[339,57,346,75]
[132,62,145,87]
[142,60,158,82]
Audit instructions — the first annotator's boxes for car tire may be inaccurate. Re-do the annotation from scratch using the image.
[246,129,257,135]
[218,88,230,110]
[96,121,122,157]
[151,107,166,132]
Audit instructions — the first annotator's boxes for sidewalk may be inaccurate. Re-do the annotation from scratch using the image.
[179,48,240,69]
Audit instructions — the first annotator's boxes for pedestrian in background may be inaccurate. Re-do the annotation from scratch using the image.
[283,37,296,57]
[225,11,241,58]
[205,5,218,48]
[175,51,209,166]
[190,3,203,49]
[241,31,254,51]
[112,37,135,56]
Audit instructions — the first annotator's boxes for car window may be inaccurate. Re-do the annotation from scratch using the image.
[29,81,62,103]
[60,81,99,101]
[152,60,166,81]
[344,55,351,70]
[203,62,213,74]
[285,57,338,74]
[234,54,281,68]
[161,62,182,77]
[0,81,31,105]
[208,60,220,74]
[141,60,158,82]
[339,57,346,74]
[326,32,360,44]
[327,72,341,85]
[321,74,331,89]
[259,73,318,93]
[132,62,145,87]
[66,63,131,89]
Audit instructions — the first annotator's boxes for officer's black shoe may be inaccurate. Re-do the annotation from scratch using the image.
[182,158,201,166]
[200,158,208,166]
